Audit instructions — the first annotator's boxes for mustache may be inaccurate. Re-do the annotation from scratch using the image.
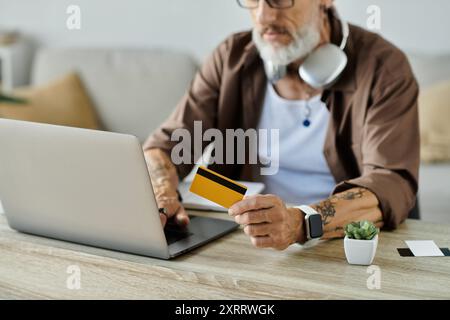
[261,25,292,36]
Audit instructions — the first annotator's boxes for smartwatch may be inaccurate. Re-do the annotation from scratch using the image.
[296,205,323,247]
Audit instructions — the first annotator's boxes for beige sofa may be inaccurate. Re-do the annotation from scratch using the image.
[407,53,450,223]
[31,48,198,143]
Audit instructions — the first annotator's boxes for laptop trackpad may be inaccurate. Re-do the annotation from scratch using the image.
[166,215,239,258]
[164,226,193,245]
[164,215,197,245]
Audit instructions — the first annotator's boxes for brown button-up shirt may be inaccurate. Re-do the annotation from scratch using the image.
[144,12,420,229]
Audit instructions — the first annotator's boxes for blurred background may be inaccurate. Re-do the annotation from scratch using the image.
[1,0,449,223]
[1,0,450,60]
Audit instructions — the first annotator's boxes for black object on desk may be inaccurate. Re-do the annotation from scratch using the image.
[398,247,450,257]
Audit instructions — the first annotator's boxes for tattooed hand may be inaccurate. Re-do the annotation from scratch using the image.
[143,148,189,227]
[311,187,384,239]
[313,188,367,225]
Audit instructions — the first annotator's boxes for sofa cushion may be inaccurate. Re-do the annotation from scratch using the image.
[0,73,100,129]
[31,48,198,142]
[419,80,450,162]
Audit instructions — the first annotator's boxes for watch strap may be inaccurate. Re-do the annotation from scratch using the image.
[298,205,319,218]
[294,205,322,248]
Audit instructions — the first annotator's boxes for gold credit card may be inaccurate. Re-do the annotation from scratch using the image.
[189,166,247,209]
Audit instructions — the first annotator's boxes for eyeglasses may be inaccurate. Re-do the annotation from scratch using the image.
[236,0,295,10]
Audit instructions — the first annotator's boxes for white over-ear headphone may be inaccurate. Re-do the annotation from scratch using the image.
[264,17,349,89]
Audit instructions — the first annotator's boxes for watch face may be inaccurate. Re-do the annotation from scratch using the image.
[308,214,323,238]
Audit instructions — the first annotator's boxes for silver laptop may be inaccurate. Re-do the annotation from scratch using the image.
[0,119,238,259]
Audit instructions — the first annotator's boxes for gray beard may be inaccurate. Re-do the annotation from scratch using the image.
[252,23,321,68]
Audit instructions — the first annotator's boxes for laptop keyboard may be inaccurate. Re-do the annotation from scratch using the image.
[164,216,195,245]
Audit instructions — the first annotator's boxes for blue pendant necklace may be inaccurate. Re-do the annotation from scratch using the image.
[303,103,312,127]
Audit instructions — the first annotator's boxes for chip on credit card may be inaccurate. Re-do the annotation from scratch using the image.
[189,166,247,209]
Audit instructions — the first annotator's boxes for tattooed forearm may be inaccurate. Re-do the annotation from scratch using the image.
[147,162,173,187]
[335,188,366,200]
[309,187,384,239]
[144,148,179,190]
[313,188,369,225]
[315,199,336,225]
[143,149,187,222]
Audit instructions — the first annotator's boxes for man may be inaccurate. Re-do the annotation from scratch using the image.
[143,0,419,250]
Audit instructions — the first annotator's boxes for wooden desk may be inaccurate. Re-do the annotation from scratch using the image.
[0,211,449,299]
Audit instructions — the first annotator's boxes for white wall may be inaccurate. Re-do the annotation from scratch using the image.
[338,0,450,55]
[0,0,449,62]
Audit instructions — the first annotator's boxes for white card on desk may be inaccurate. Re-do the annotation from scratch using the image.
[405,240,444,257]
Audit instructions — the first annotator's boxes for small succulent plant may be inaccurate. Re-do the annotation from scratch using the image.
[344,220,379,240]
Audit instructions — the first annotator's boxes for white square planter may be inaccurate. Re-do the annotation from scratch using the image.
[344,235,378,266]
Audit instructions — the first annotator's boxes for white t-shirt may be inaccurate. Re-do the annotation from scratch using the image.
[255,83,336,205]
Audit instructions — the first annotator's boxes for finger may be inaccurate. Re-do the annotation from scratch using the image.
[234,209,271,225]
[229,194,277,216]
[250,236,273,248]
[244,223,271,237]
[174,206,190,226]
[156,198,180,219]
[160,213,167,227]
